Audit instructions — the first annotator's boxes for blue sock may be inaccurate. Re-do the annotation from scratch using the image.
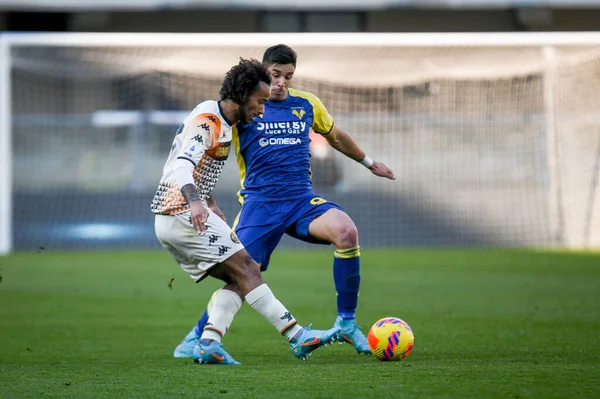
[194,309,209,336]
[333,246,361,320]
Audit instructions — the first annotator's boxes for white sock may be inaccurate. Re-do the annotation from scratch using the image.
[200,289,243,343]
[245,284,303,341]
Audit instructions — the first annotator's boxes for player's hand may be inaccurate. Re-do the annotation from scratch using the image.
[209,202,226,222]
[369,161,396,180]
[189,201,209,234]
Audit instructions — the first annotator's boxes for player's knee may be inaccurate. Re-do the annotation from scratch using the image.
[225,250,261,281]
[334,222,359,248]
[208,264,235,284]
[239,253,261,279]
[233,253,264,296]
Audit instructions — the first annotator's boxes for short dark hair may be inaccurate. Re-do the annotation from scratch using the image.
[220,58,271,104]
[262,44,297,67]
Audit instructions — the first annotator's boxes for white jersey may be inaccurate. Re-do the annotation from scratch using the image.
[151,100,233,215]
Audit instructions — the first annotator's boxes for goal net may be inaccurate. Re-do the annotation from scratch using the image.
[2,33,600,252]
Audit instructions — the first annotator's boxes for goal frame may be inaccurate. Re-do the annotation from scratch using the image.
[3,31,600,254]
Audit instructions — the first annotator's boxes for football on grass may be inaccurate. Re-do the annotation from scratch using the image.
[367,317,414,361]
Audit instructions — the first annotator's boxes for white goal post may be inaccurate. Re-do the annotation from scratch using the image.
[1,34,11,256]
[2,32,600,254]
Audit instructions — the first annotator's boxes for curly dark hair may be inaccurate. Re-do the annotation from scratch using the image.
[219,58,271,104]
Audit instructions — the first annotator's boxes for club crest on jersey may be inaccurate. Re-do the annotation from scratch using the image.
[291,107,306,120]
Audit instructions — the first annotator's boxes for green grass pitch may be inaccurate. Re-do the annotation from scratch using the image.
[1,249,599,398]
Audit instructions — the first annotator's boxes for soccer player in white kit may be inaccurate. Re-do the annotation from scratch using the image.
[152,59,340,364]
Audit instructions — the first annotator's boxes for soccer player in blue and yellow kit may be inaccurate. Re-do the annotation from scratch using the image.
[174,44,395,358]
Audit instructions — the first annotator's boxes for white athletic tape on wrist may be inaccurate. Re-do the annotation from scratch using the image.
[360,156,374,168]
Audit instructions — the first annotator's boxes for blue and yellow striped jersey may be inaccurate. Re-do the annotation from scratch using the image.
[233,88,334,201]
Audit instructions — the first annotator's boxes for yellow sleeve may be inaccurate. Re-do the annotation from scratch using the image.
[290,88,334,135]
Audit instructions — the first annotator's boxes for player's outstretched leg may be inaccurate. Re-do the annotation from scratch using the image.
[244,283,341,360]
[224,251,341,360]
[308,208,371,354]
[333,246,371,354]
[189,250,340,363]
[173,289,220,358]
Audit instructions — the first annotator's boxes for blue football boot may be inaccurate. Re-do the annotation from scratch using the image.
[192,341,241,365]
[290,324,341,360]
[334,317,371,354]
[173,327,200,358]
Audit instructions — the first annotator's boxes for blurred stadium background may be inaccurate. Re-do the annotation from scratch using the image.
[2,0,600,253]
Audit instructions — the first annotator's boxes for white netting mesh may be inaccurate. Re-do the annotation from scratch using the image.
[553,51,600,247]
[8,41,600,249]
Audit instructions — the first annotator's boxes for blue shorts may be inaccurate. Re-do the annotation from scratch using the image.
[233,193,343,271]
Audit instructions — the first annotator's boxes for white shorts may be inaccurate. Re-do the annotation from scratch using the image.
[155,209,245,282]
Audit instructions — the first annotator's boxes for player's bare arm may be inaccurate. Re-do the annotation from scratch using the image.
[180,184,209,234]
[324,125,396,180]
